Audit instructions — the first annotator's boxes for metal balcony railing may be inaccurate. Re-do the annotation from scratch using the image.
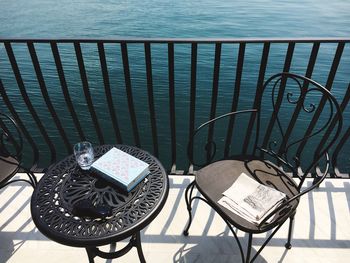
[0,38,349,176]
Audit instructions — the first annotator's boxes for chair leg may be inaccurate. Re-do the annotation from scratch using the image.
[312,175,322,187]
[27,171,38,188]
[183,180,195,236]
[135,232,146,263]
[285,214,295,249]
[246,233,253,263]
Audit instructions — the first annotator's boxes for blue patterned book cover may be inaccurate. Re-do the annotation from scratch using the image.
[91,147,150,191]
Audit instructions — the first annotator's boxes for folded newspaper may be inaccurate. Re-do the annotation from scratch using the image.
[218,173,286,225]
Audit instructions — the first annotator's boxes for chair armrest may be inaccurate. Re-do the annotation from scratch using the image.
[0,112,24,156]
[187,109,258,167]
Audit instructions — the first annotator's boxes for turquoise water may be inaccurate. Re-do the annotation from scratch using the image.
[1,0,350,38]
[0,0,349,171]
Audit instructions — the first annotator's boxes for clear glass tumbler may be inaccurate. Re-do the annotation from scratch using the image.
[74,141,94,170]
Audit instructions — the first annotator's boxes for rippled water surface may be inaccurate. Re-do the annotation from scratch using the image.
[0,0,349,171]
[1,0,350,38]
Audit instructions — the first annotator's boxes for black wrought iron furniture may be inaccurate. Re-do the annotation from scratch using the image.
[31,144,169,263]
[183,72,343,262]
[0,112,37,189]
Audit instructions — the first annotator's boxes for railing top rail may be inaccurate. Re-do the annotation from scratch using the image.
[1,37,350,44]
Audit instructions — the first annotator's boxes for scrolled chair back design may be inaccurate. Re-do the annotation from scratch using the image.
[257,72,342,188]
[188,72,342,189]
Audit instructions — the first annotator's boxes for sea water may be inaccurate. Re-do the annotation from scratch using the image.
[0,0,349,171]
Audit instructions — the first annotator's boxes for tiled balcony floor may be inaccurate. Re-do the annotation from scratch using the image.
[0,174,349,263]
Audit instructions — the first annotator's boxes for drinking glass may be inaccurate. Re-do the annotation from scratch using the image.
[74,141,94,170]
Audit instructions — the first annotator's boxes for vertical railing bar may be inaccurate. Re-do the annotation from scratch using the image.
[224,43,245,157]
[332,126,350,175]
[144,42,159,157]
[305,43,320,77]
[188,43,198,163]
[296,42,345,157]
[28,42,71,155]
[121,42,141,147]
[4,41,56,163]
[0,78,39,168]
[74,42,105,145]
[319,82,350,168]
[278,42,320,156]
[97,42,122,144]
[261,42,295,155]
[168,42,176,167]
[324,43,345,90]
[242,42,270,155]
[206,43,222,162]
[50,42,86,142]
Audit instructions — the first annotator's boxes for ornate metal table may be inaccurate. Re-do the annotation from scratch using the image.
[31,145,169,263]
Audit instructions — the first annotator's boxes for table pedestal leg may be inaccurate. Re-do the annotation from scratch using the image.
[85,247,96,263]
[135,231,146,263]
[84,232,146,262]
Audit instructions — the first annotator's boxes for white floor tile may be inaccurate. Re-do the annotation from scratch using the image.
[0,174,349,262]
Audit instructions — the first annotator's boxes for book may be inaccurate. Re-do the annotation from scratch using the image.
[91,147,150,192]
[218,173,286,225]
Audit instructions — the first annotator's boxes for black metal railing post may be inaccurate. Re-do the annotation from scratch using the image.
[187,43,198,168]
[295,42,345,158]
[168,43,176,172]
[145,42,159,157]
[121,42,141,147]
[50,42,86,143]
[4,41,56,164]
[206,43,222,163]
[27,42,72,154]
[0,38,348,176]
[224,42,245,158]
[97,42,122,144]
[243,42,270,155]
[74,42,105,145]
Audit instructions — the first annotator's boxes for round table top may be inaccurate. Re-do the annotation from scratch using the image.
[31,145,169,247]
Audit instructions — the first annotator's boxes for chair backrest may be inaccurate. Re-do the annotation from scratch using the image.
[188,72,343,190]
[254,72,343,189]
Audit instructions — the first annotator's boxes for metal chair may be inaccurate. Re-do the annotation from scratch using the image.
[0,112,37,189]
[183,72,343,262]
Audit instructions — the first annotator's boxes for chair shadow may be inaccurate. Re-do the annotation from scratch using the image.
[0,232,15,262]
[172,232,268,263]
[162,177,268,263]
[159,177,350,263]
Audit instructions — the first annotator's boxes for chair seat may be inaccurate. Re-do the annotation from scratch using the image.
[195,158,300,233]
[0,156,20,186]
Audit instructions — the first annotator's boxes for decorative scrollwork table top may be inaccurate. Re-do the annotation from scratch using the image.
[31,145,169,247]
